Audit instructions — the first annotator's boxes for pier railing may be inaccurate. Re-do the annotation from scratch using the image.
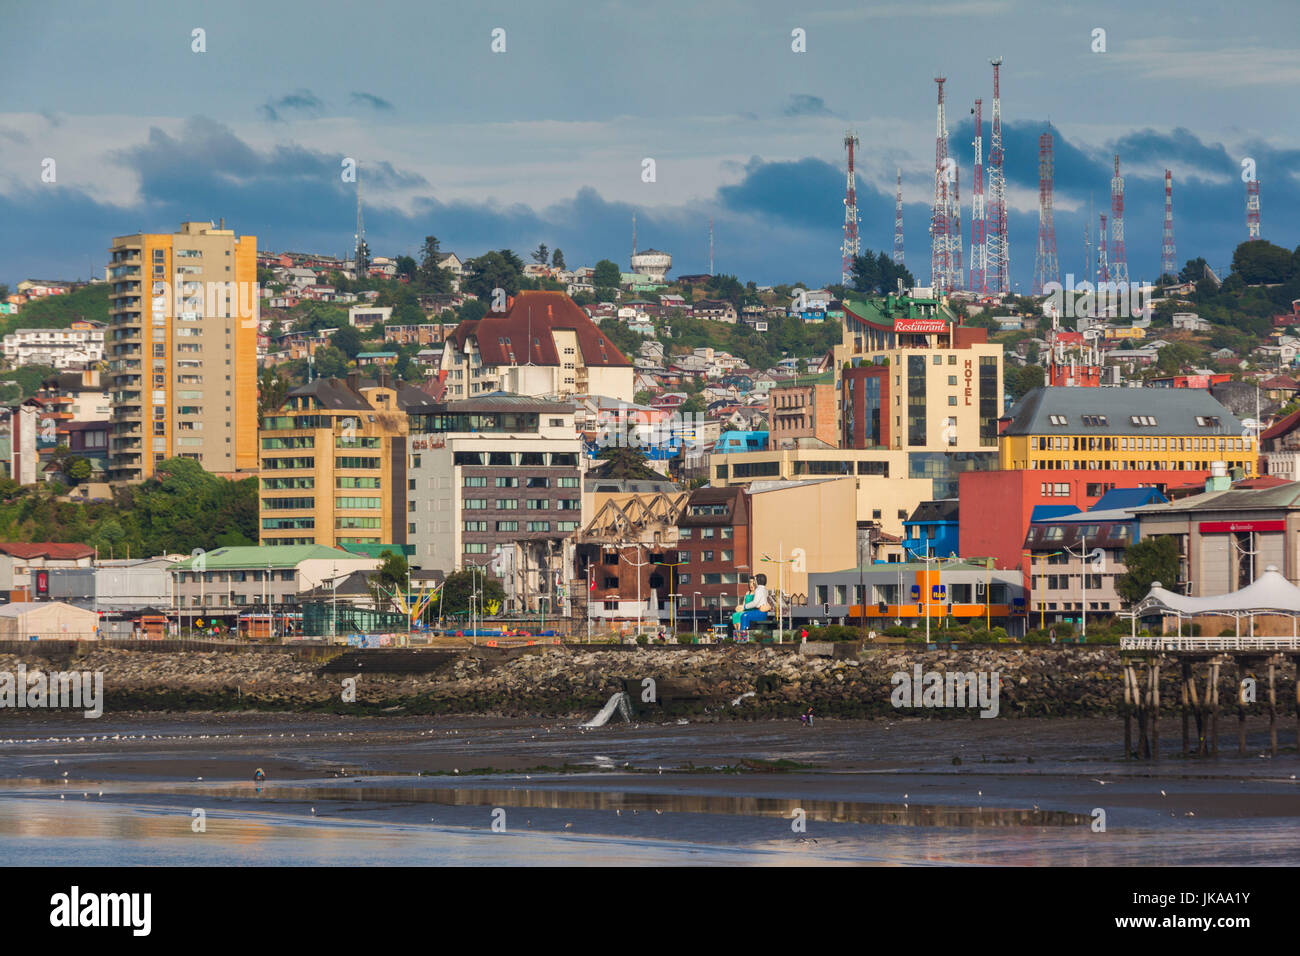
[1121,636,1300,651]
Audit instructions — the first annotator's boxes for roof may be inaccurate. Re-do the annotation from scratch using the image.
[1001,386,1245,436]
[1135,481,1300,515]
[284,378,371,411]
[1260,407,1300,441]
[408,393,574,415]
[1030,505,1082,522]
[171,545,372,571]
[906,499,960,524]
[0,542,95,560]
[1136,567,1300,616]
[1092,487,1168,511]
[0,601,96,617]
[449,290,630,368]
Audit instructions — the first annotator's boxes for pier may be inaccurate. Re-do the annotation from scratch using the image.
[1119,636,1300,759]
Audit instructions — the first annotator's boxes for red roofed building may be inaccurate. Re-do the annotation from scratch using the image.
[439,290,634,402]
[0,542,96,598]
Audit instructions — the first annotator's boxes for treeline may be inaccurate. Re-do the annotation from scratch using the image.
[0,458,256,557]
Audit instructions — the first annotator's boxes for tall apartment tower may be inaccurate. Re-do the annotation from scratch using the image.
[107,221,259,482]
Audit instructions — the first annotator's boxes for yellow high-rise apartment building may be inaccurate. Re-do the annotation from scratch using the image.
[259,375,410,548]
[107,221,258,482]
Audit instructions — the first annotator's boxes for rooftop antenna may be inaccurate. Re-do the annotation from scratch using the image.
[632,211,637,267]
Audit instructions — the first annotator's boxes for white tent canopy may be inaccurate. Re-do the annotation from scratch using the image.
[1133,566,1300,619]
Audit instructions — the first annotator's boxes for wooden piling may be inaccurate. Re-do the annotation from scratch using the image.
[1238,660,1248,755]
[1209,660,1220,756]
[1123,664,1133,760]
[1181,661,1190,756]
[1188,664,1204,756]
[1268,659,1278,758]
[1151,662,1161,760]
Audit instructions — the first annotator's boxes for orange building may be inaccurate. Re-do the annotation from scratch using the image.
[107,221,258,482]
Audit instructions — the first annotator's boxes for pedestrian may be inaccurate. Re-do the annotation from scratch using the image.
[799,706,814,727]
[800,627,808,643]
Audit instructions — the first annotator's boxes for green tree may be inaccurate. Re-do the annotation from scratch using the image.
[1178,257,1209,284]
[532,243,549,265]
[1115,536,1180,606]
[1006,364,1045,403]
[438,569,506,617]
[592,259,622,289]
[63,457,91,483]
[551,248,566,270]
[463,251,523,300]
[395,255,418,280]
[594,446,660,480]
[1231,240,1296,285]
[313,346,349,378]
[331,324,363,359]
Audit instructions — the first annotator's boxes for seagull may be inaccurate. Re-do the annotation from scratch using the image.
[1160,790,1166,796]
[1092,779,1109,785]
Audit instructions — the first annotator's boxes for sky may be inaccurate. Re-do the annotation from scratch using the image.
[1,0,1297,290]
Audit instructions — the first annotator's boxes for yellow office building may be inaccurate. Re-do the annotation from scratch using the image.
[999,386,1257,475]
[259,375,415,548]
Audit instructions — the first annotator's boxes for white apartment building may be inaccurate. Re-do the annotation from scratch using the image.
[406,395,587,614]
[4,326,104,369]
[439,290,634,403]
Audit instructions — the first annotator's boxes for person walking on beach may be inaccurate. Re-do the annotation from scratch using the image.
[799,706,814,727]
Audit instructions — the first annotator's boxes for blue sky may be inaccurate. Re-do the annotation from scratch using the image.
[1,0,1296,289]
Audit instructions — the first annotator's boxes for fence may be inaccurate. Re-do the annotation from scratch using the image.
[1121,635,1300,651]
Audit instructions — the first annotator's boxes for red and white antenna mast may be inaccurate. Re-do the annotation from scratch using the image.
[841,131,860,285]
[986,57,1009,294]
[969,99,986,294]
[1032,126,1058,295]
[1246,179,1261,239]
[931,77,955,295]
[893,168,905,266]
[1161,169,1176,280]
[1109,154,1128,285]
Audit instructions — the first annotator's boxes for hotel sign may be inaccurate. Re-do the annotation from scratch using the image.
[895,319,947,334]
[1198,520,1285,533]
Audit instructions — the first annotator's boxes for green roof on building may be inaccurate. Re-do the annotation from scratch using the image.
[171,545,370,570]
[843,295,956,326]
[341,543,414,559]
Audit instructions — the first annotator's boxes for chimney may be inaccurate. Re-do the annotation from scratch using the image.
[219,217,225,230]
[346,371,360,393]
[1206,460,1230,493]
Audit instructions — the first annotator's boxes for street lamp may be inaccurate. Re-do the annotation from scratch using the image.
[693,590,701,643]
[759,543,796,643]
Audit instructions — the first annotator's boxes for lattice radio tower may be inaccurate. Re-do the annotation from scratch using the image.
[986,57,1009,294]
[1032,126,1059,295]
[969,99,987,294]
[893,168,905,266]
[930,77,958,294]
[1247,179,1261,239]
[1161,169,1176,280]
[1109,154,1129,285]
[841,131,860,285]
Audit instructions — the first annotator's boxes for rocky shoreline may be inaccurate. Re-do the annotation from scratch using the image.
[5,643,1271,721]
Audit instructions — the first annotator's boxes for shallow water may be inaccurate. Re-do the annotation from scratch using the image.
[0,713,1296,865]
